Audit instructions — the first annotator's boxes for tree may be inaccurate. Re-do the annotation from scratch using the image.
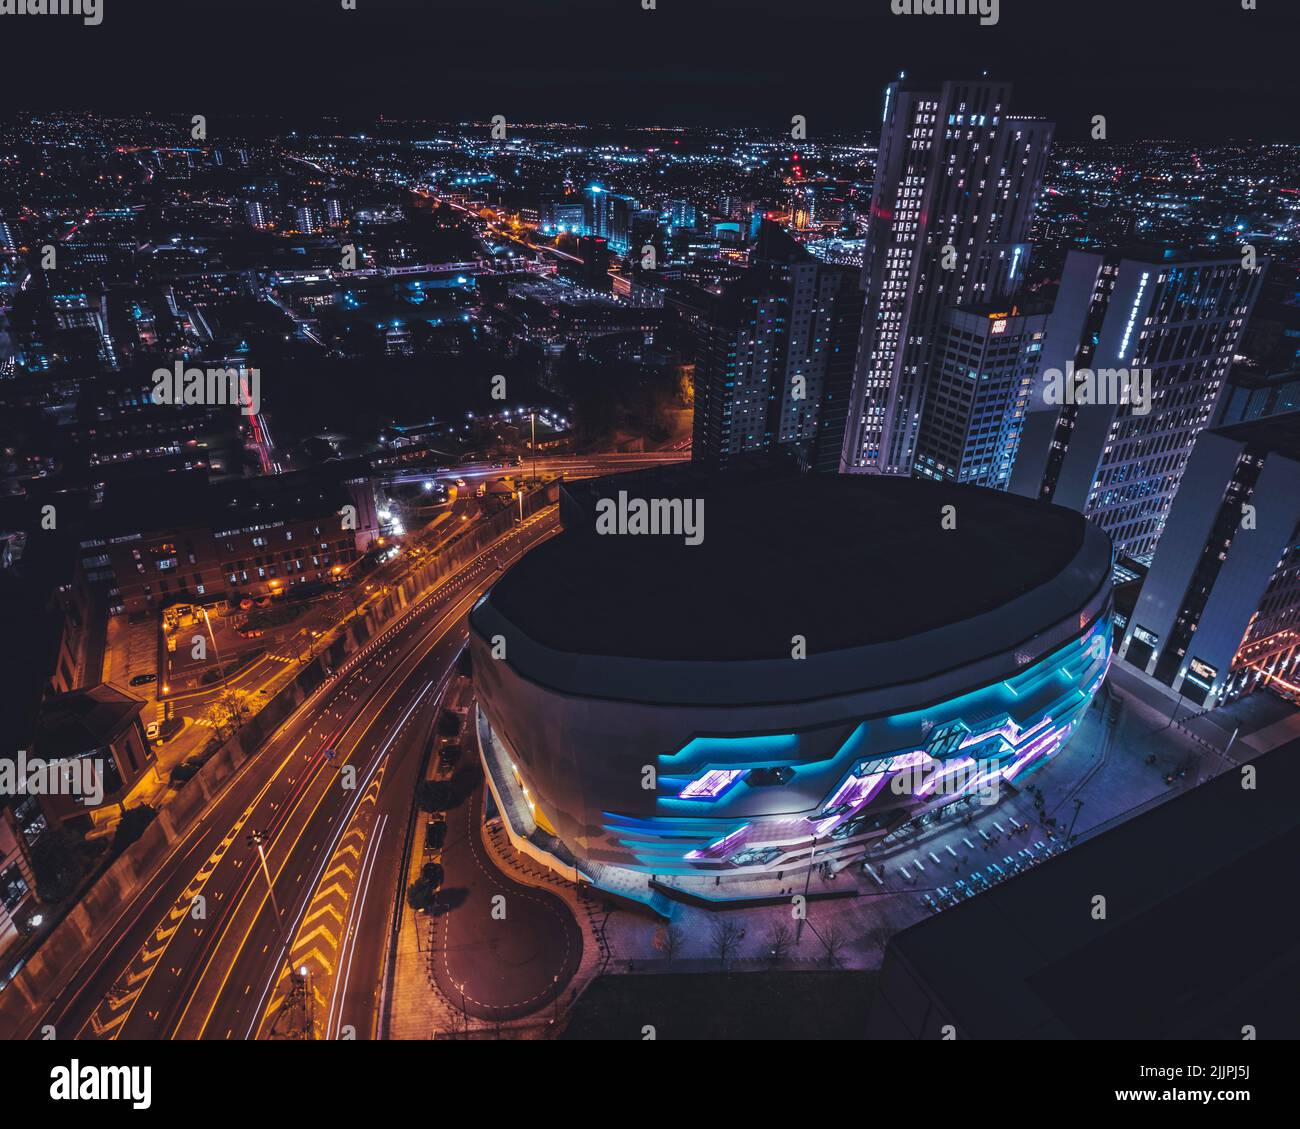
[202,700,232,741]
[111,805,157,855]
[821,923,850,968]
[406,873,440,912]
[765,920,793,964]
[654,922,685,965]
[709,917,743,967]
[865,924,893,961]
[204,688,254,740]
[29,826,86,903]
[418,779,455,812]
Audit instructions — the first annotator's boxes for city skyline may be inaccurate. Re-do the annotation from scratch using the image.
[0,0,1296,1100]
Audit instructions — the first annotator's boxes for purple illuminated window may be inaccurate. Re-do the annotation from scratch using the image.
[678,768,747,800]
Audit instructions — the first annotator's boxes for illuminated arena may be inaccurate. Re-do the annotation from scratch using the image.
[469,468,1113,908]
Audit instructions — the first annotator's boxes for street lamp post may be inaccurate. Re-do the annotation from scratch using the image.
[200,605,223,675]
[1066,798,1084,844]
[795,835,819,944]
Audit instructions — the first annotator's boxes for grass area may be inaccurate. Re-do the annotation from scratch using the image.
[561,970,877,1040]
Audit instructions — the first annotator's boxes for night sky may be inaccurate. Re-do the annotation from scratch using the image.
[4,0,1296,142]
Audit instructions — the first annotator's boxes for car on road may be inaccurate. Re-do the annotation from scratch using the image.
[145,721,161,742]
[1265,681,1299,704]
[170,748,216,784]
[424,817,447,852]
[129,673,157,687]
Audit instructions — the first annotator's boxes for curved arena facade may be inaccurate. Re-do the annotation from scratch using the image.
[470,469,1112,907]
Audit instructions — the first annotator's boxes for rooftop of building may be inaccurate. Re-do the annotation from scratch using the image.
[1227,360,1300,389]
[34,682,146,759]
[872,743,1300,1039]
[1213,408,1300,459]
[1105,242,1253,265]
[484,466,1101,663]
[88,459,371,541]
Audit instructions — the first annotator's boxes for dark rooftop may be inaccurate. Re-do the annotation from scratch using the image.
[89,459,369,539]
[1213,408,1300,459]
[870,743,1300,1039]
[35,683,146,759]
[487,469,1093,662]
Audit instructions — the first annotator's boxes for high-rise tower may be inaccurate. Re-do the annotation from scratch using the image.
[841,79,1053,475]
[1010,247,1266,563]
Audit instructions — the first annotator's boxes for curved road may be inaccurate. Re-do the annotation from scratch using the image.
[429,776,583,1021]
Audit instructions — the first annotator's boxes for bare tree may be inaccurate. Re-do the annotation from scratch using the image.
[655,922,685,965]
[821,923,850,968]
[865,924,893,960]
[765,920,793,964]
[710,917,744,967]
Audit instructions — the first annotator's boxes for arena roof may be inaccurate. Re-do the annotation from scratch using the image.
[486,470,1101,663]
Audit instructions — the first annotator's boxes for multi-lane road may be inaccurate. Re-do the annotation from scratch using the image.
[26,507,559,1041]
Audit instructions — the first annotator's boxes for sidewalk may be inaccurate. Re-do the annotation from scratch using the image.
[386,681,566,1040]
[1240,710,1300,753]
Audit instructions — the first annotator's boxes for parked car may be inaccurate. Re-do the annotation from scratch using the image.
[145,721,161,742]
[424,818,447,851]
[129,673,157,687]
